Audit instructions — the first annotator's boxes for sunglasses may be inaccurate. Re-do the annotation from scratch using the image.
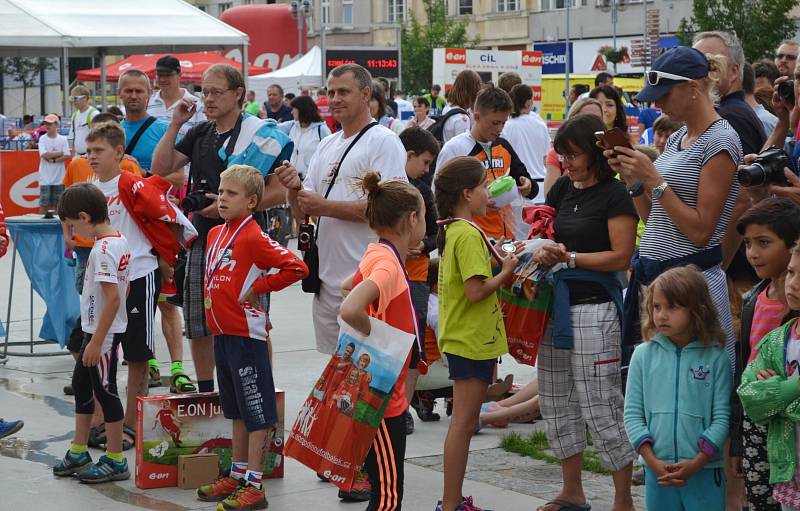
[777,53,798,61]
[646,70,693,86]
[70,95,87,101]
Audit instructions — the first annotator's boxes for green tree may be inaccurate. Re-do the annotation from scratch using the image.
[0,57,56,114]
[401,0,480,95]
[677,0,799,62]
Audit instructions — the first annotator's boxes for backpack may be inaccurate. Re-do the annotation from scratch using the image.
[427,107,468,144]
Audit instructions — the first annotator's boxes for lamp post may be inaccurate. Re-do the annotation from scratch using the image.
[290,0,312,55]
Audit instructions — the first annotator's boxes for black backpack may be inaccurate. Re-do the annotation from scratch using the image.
[427,107,468,144]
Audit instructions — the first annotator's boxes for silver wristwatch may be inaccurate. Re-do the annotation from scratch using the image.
[651,181,669,200]
[568,251,577,268]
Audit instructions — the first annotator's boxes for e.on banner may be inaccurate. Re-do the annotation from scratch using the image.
[0,151,42,217]
[433,48,543,113]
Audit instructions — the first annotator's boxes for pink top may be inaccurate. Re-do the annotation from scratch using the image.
[748,286,787,363]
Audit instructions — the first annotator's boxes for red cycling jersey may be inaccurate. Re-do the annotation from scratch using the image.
[204,215,308,341]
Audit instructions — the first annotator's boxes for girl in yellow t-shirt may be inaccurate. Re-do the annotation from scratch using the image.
[433,156,518,511]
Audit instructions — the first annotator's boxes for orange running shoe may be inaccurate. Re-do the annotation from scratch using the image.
[197,476,240,502]
[217,483,268,511]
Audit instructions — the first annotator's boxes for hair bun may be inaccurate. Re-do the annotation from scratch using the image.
[361,170,382,196]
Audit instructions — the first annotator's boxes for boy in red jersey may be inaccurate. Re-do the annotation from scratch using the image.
[153,400,184,447]
[196,164,308,511]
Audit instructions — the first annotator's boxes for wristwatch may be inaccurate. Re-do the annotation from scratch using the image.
[651,181,669,200]
[568,251,577,269]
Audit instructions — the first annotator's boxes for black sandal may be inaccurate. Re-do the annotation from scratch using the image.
[122,425,136,451]
[170,373,197,394]
[87,424,106,448]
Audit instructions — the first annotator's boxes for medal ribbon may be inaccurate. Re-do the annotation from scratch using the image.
[378,239,429,375]
[204,216,253,292]
[436,217,503,264]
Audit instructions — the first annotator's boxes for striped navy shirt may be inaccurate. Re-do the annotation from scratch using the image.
[639,119,742,261]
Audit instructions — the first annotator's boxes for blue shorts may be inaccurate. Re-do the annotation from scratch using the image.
[445,353,495,384]
[40,184,64,208]
[214,335,278,432]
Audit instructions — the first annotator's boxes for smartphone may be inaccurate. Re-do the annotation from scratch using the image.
[600,127,633,151]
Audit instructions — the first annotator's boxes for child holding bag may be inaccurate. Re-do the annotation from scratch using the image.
[339,170,427,511]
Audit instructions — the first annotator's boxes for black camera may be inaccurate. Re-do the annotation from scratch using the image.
[737,146,791,187]
[181,179,214,213]
[779,80,795,107]
[298,223,316,252]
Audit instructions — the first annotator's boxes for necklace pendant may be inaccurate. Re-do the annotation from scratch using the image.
[573,204,579,213]
[204,295,212,310]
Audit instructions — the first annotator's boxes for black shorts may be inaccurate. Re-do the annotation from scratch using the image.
[214,334,278,432]
[121,269,161,362]
[165,250,186,307]
[445,353,495,384]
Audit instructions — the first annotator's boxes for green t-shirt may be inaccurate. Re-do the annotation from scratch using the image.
[438,220,508,360]
[244,101,261,116]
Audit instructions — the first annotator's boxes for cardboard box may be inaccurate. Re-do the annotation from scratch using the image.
[135,390,285,489]
[177,453,220,489]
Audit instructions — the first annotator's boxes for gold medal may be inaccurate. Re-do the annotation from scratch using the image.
[204,295,212,310]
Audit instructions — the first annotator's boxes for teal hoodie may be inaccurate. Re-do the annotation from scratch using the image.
[624,334,732,468]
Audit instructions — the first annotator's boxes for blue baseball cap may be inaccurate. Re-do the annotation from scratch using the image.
[636,46,709,103]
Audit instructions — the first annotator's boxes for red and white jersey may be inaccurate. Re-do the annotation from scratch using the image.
[204,216,308,341]
[94,175,158,280]
[82,233,131,334]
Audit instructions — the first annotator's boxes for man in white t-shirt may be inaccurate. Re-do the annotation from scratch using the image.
[38,114,70,214]
[276,60,407,505]
[70,85,99,156]
[147,56,206,139]
[394,91,414,121]
[278,64,407,355]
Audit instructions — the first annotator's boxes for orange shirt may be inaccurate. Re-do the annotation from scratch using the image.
[406,255,429,282]
[63,158,143,248]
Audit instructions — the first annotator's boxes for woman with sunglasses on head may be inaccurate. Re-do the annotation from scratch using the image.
[608,45,742,393]
[534,112,639,511]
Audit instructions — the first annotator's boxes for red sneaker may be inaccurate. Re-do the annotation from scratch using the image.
[218,483,268,510]
[197,476,239,502]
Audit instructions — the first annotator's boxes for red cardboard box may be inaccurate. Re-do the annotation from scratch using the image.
[135,390,284,489]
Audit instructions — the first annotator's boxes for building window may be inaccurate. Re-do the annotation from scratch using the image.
[496,0,519,11]
[458,0,472,15]
[218,2,232,14]
[320,0,330,24]
[540,0,581,9]
[388,0,405,22]
[343,0,353,25]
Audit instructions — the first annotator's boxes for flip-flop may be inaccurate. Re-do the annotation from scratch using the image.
[481,401,503,414]
[170,373,197,394]
[539,499,591,511]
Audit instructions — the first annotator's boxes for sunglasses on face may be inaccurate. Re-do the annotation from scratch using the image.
[778,53,798,60]
[646,70,693,86]
[71,95,87,101]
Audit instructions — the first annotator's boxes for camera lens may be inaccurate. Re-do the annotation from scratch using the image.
[737,164,766,187]
[299,232,310,244]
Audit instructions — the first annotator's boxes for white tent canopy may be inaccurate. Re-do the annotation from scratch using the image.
[0,0,250,114]
[249,46,323,101]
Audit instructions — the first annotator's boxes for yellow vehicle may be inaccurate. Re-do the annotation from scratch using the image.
[540,74,644,121]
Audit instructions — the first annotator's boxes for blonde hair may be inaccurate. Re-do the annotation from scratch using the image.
[70,84,91,97]
[698,53,726,104]
[568,98,602,120]
[220,165,264,207]
[634,144,660,161]
[641,266,726,347]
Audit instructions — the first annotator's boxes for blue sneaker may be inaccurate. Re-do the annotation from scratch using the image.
[0,419,23,440]
[53,450,93,477]
[78,455,130,483]
[435,496,492,511]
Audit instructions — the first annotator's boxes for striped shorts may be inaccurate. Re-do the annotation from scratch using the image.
[538,301,636,471]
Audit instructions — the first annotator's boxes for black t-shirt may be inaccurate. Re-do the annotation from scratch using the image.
[546,176,637,301]
[175,121,234,241]
[264,103,293,123]
[718,91,763,284]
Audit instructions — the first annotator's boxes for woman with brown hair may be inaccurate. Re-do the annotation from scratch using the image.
[441,69,482,143]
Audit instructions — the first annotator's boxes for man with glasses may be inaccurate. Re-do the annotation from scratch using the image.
[69,85,99,156]
[152,64,292,403]
[775,40,800,78]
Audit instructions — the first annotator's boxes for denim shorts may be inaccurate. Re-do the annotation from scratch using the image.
[445,353,495,384]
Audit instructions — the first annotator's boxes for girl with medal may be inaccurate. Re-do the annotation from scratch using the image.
[338,171,427,511]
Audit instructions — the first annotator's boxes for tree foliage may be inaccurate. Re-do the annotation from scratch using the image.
[677,0,799,62]
[0,57,56,114]
[401,0,480,95]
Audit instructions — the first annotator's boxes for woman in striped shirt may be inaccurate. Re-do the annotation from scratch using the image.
[607,46,742,368]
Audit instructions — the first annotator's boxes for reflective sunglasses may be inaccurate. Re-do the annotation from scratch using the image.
[646,70,693,86]
[70,95,87,101]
